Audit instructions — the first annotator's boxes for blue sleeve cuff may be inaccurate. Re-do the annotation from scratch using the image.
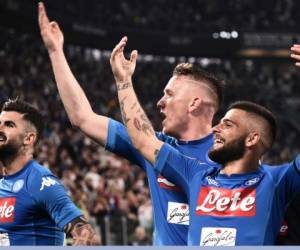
[105,118,120,152]
[57,209,82,230]
[154,143,173,173]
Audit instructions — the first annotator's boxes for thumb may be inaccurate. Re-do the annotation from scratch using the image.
[130,50,138,63]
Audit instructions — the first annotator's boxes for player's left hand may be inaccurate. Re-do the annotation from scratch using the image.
[110,36,138,83]
[71,224,101,245]
[291,44,300,67]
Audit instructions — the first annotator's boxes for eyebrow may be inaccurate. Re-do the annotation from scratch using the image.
[0,120,17,127]
[221,118,237,126]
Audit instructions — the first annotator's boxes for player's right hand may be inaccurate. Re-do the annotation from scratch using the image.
[38,2,64,54]
[291,44,300,68]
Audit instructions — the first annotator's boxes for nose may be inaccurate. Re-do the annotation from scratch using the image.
[157,96,165,109]
[212,123,222,134]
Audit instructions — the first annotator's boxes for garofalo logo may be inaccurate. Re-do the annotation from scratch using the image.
[196,187,256,216]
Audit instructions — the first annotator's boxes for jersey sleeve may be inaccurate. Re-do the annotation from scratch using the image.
[154,143,209,195]
[105,119,160,171]
[28,173,82,230]
[272,155,300,203]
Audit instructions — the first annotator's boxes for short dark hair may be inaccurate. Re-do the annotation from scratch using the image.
[173,63,225,108]
[1,98,44,143]
[228,101,277,148]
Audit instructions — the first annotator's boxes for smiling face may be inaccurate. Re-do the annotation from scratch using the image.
[157,75,196,137]
[208,109,251,165]
[0,111,31,159]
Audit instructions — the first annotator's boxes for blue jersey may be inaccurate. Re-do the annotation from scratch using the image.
[155,143,300,246]
[0,160,82,245]
[105,119,217,245]
[262,163,300,245]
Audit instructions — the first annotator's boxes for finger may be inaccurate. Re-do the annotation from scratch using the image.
[291,46,300,53]
[38,2,50,29]
[110,38,127,61]
[292,44,300,48]
[50,21,61,32]
[291,54,300,60]
[296,62,300,67]
[130,50,138,63]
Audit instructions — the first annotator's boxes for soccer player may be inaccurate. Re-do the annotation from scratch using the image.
[38,3,224,245]
[0,99,100,246]
[272,44,300,244]
[111,37,300,245]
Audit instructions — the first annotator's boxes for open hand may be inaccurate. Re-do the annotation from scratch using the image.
[38,2,64,54]
[110,36,138,82]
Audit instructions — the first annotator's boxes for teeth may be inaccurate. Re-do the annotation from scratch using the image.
[214,138,224,144]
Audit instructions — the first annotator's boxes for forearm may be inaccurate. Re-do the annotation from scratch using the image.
[116,78,163,164]
[48,50,94,126]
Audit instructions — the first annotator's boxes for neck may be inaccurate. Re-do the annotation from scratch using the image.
[176,116,213,141]
[220,152,260,176]
[1,151,33,176]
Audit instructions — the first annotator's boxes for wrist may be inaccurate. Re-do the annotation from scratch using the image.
[116,80,133,92]
[48,47,64,58]
[115,76,132,84]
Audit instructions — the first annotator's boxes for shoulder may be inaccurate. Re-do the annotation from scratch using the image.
[26,160,59,191]
[28,160,53,176]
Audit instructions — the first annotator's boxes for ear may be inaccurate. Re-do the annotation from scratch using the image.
[189,97,202,112]
[245,132,260,147]
[23,132,37,146]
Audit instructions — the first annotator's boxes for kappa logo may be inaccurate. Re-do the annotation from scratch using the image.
[196,186,256,217]
[40,177,57,191]
[157,175,181,191]
[245,177,260,186]
[206,176,219,187]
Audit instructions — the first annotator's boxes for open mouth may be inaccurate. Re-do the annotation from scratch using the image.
[0,134,7,142]
[160,111,167,124]
[214,136,224,147]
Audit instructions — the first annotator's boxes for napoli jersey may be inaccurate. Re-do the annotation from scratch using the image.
[155,143,300,246]
[0,160,82,245]
[105,119,217,245]
[262,162,300,245]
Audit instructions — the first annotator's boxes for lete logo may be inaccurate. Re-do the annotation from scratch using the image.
[196,187,256,216]
[40,177,57,191]
[0,197,16,223]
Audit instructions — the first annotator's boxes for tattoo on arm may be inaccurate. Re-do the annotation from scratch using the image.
[117,81,132,91]
[64,216,100,246]
[130,102,138,110]
[133,116,154,136]
[120,97,130,125]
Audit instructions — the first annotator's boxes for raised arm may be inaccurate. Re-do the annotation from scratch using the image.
[38,2,108,145]
[110,37,163,164]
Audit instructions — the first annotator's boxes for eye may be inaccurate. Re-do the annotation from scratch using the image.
[5,121,15,128]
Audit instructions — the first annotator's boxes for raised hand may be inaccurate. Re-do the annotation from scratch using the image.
[38,2,64,54]
[291,44,300,67]
[110,36,138,83]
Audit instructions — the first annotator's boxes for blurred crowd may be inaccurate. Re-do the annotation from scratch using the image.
[36,0,298,32]
[0,32,299,244]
